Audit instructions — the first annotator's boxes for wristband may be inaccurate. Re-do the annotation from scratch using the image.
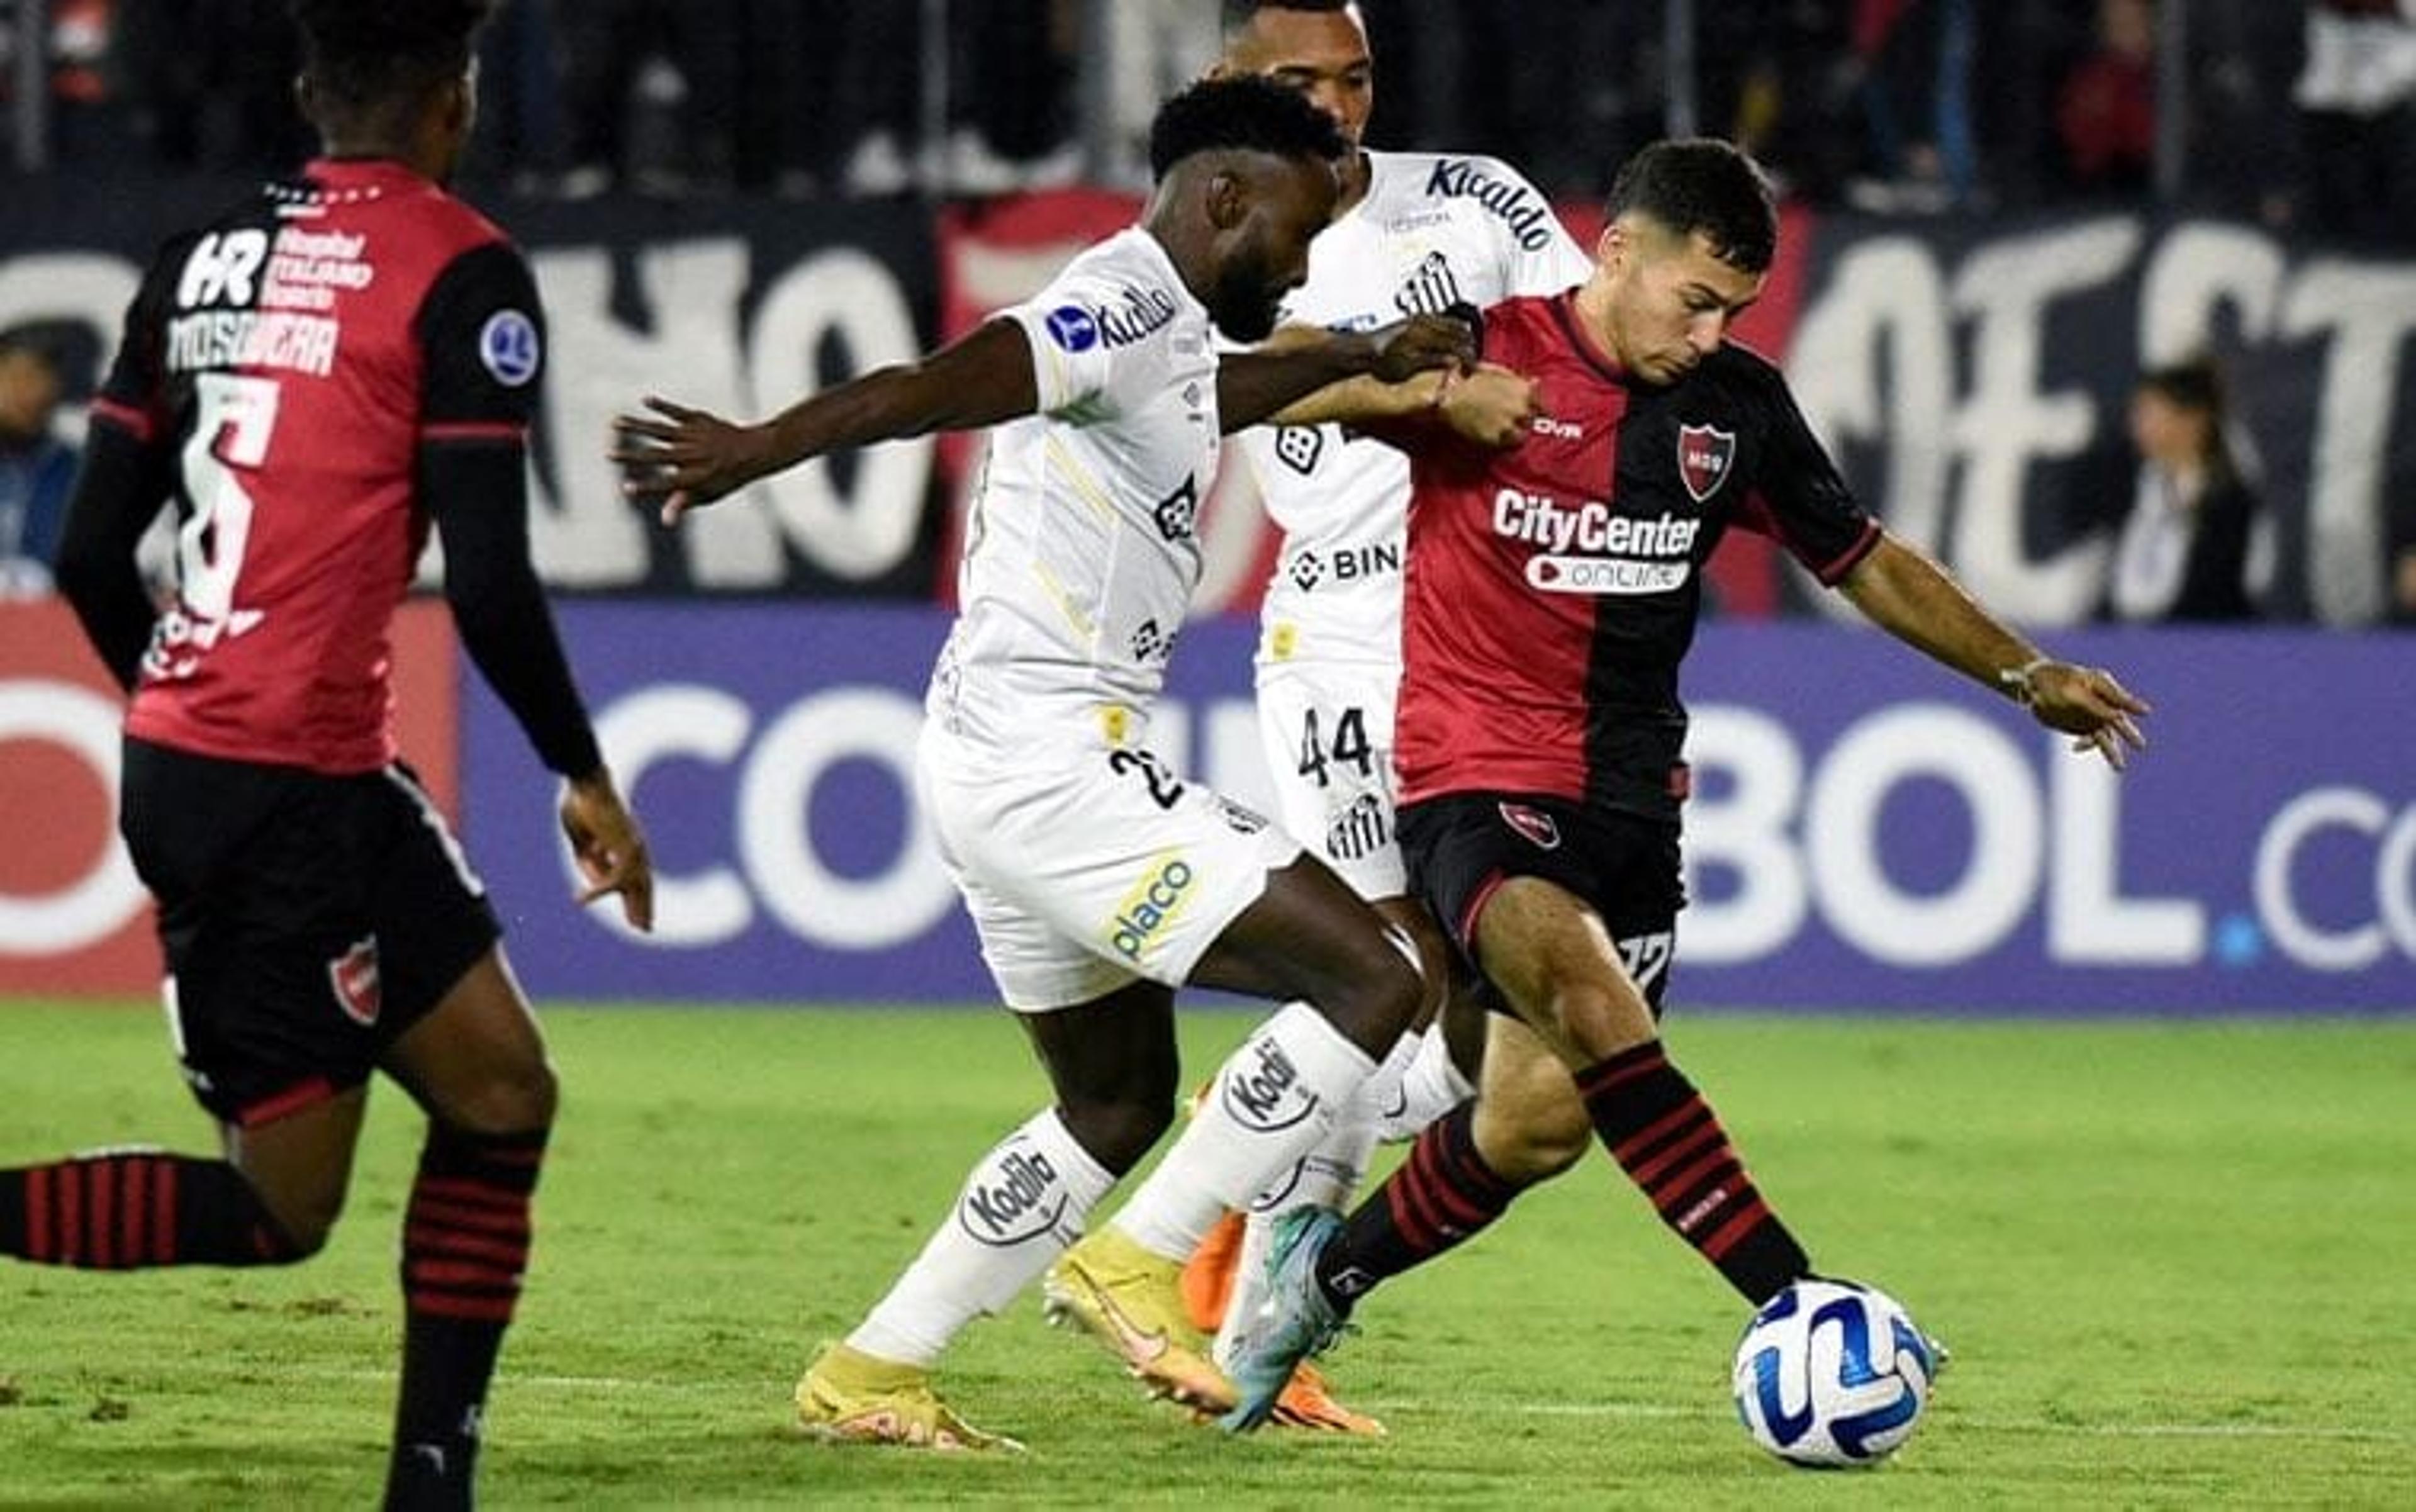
[1997,656,2053,705]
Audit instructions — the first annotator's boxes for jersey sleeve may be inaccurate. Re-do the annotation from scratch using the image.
[1735,355,1880,585]
[1469,155,1594,298]
[996,262,1150,421]
[415,240,546,439]
[89,237,190,444]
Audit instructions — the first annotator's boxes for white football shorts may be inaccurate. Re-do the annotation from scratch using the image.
[917,721,1304,1012]
[1253,658,1407,901]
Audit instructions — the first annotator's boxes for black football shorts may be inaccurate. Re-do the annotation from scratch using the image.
[119,737,502,1125]
[1398,791,1685,1017]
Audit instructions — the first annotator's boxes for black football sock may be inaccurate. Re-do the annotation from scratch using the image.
[1312,1102,1519,1309]
[0,1153,302,1267]
[1578,1041,1809,1305]
[384,1124,546,1512]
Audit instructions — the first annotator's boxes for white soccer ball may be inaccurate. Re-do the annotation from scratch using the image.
[1731,1277,1937,1467]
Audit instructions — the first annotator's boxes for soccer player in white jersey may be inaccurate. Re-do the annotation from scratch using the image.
[614,77,1509,1450]
[1170,0,1594,1433]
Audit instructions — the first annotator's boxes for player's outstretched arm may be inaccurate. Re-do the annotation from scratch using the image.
[1840,530,2152,770]
[1277,361,1539,449]
[1217,311,1474,432]
[614,318,1041,526]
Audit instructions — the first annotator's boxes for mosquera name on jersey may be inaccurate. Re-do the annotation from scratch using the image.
[1238,151,1591,668]
[91,158,545,775]
[1393,291,1880,824]
[928,227,1221,752]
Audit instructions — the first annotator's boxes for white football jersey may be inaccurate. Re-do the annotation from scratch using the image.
[930,226,1222,749]
[1241,150,1592,667]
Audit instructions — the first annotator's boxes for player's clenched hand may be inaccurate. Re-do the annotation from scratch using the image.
[1366,311,1477,384]
[561,770,655,931]
[2027,662,2152,771]
[1438,363,1539,448]
[611,396,771,528]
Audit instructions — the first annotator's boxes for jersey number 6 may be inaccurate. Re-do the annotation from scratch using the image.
[177,371,282,622]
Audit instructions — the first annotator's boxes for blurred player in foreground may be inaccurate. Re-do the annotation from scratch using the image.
[616,76,1521,1451]
[1220,138,2150,1430]
[6,4,654,1506]
[1175,0,1597,1434]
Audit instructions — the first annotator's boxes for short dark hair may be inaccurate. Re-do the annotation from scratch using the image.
[1221,0,1356,36]
[0,323,65,371]
[2139,355,2237,479]
[1606,139,1778,274]
[1148,74,1349,182]
[2138,356,2226,417]
[288,0,493,114]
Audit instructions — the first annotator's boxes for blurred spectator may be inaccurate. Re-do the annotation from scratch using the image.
[0,328,76,599]
[556,0,749,195]
[0,0,119,162]
[1099,0,1220,187]
[2293,0,2416,244]
[1715,1,1866,204]
[551,2,1072,199]
[111,0,305,172]
[1485,0,1656,201]
[458,0,566,191]
[1843,0,1979,211]
[2184,0,2307,225]
[949,0,1078,192]
[2056,0,2156,196]
[2109,358,2266,624]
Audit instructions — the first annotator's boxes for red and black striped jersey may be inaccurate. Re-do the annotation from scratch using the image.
[1395,291,1879,820]
[91,157,544,775]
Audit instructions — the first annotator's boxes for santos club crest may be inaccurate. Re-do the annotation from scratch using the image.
[1677,422,1736,503]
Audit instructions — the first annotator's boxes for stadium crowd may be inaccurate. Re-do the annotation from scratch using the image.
[1,0,2412,620]
[1,0,2410,232]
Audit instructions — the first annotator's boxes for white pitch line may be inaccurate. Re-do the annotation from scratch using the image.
[59,1364,2416,1448]
[1448,1398,2416,1445]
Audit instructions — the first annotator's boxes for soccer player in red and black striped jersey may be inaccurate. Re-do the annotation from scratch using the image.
[9,3,653,1505]
[1222,138,2150,1428]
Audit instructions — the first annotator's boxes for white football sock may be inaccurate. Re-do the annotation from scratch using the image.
[1110,1000,1377,1260]
[848,1107,1114,1367]
[1375,1021,1475,1143]
[1209,1031,1402,1360]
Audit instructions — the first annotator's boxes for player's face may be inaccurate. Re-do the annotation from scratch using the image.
[1597,216,1765,386]
[1222,6,1375,151]
[1209,156,1341,342]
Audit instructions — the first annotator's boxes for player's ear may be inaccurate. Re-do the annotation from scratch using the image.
[1205,169,1250,232]
[1595,220,1629,274]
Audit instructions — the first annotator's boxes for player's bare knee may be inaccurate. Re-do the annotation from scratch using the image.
[1479,1065,1592,1183]
[1503,1101,1592,1180]
[254,1185,342,1258]
[446,1056,559,1136]
[1058,1095,1170,1177]
[1550,982,1657,1061]
[1317,929,1424,1056]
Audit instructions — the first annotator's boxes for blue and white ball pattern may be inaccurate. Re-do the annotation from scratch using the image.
[1732,1278,1937,1467]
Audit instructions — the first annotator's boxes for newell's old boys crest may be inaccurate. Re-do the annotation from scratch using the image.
[1498,802,1561,851]
[328,936,382,1026]
[1677,423,1736,502]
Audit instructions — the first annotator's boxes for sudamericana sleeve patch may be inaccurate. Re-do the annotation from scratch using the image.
[478,309,541,387]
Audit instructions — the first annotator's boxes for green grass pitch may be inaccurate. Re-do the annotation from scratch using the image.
[2,1000,2412,1508]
